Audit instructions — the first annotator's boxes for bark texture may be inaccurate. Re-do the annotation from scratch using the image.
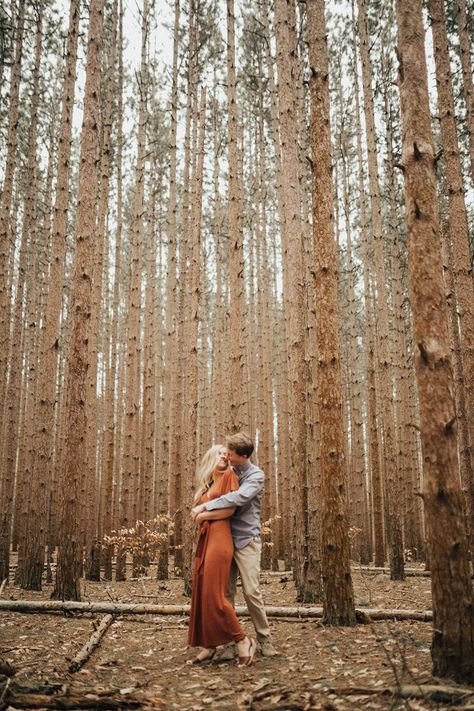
[53,0,103,601]
[307,0,356,626]
[396,0,474,682]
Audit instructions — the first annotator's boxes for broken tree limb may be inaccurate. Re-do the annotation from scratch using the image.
[261,566,431,577]
[331,684,474,704]
[353,566,430,577]
[0,683,142,709]
[69,614,115,672]
[0,599,433,621]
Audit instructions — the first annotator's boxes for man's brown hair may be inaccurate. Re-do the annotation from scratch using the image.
[226,432,254,458]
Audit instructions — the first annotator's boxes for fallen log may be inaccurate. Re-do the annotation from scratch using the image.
[0,599,433,621]
[0,681,143,709]
[353,566,430,577]
[262,566,431,577]
[1,688,142,709]
[69,614,114,672]
[331,684,474,704]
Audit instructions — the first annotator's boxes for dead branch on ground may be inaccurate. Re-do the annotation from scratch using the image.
[0,681,142,709]
[0,599,433,621]
[68,614,115,672]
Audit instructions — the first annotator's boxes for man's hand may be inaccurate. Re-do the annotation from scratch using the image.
[195,512,208,524]
[191,503,206,521]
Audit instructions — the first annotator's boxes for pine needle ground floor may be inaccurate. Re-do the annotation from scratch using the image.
[1,568,472,710]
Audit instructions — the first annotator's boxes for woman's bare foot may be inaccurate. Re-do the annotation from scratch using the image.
[236,636,256,667]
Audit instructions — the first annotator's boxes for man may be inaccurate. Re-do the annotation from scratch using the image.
[191,432,278,658]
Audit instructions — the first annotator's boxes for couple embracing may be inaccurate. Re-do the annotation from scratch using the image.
[187,432,278,667]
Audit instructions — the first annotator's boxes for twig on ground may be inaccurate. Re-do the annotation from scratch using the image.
[69,614,115,673]
[0,677,10,707]
[385,620,433,709]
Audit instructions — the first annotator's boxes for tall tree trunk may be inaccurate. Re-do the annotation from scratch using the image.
[52,0,103,601]
[274,0,313,601]
[101,0,121,581]
[396,0,474,682]
[84,0,118,580]
[168,0,196,574]
[454,0,474,183]
[307,0,356,626]
[350,0,384,568]
[117,0,149,581]
[182,86,206,595]
[428,0,474,566]
[226,0,248,432]
[381,57,424,562]
[0,0,26,582]
[357,0,404,580]
[338,119,370,565]
[14,0,46,589]
[158,0,180,581]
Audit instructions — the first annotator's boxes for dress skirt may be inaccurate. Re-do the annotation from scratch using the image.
[188,470,245,648]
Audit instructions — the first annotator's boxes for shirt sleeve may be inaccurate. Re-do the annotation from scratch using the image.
[204,471,264,510]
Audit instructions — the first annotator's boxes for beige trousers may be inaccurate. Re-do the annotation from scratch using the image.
[227,538,271,641]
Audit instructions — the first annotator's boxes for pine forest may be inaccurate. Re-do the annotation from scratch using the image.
[0,0,474,707]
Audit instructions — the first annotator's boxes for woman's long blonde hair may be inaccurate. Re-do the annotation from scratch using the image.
[194,444,225,504]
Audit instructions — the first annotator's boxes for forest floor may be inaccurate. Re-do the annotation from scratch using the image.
[1,561,473,710]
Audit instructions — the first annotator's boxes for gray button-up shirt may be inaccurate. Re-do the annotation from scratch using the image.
[204,461,264,549]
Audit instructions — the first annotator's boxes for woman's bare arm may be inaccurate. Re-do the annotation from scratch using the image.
[196,507,236,523]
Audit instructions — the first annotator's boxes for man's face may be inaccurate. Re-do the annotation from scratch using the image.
[226,447,248,468]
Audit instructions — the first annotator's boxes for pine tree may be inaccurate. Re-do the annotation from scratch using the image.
[307,0,356,626]
[53,0,104,601]
[0,0,26,583]
[396,0,474,681]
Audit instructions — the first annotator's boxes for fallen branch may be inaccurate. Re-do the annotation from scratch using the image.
[353,566,430,577]
[69,614,114,672]
[332,684,474,704]
[0,682,142,709]
[0,599,433,621]
[261,566,430,577]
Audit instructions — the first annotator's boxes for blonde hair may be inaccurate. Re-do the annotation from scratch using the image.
[194,444,225,504]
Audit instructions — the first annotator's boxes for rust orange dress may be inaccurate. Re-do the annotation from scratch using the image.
[188,469,245,648]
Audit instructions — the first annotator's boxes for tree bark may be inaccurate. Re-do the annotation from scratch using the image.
[357,0,404,580]
[226,0,248,433]
[182,87,206,594]
[0,0,26,583]
[428,0,474,567]
[396,0,474,683]
[52,0,104,601]
[454,0,474,183]
[274,0,313,602]
[307,0,356,626]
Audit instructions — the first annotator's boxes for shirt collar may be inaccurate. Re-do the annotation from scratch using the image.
[234,461,252,477]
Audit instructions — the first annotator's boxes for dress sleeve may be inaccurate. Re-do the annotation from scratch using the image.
[219,469,239,498]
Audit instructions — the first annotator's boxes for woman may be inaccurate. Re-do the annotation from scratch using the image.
[187,444,256,666]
